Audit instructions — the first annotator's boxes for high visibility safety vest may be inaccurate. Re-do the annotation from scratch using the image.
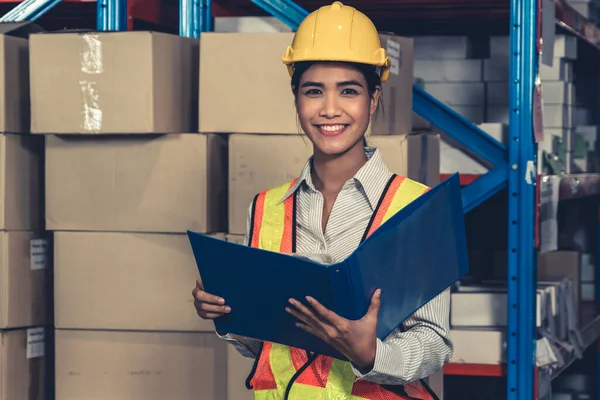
[245,174,439,400]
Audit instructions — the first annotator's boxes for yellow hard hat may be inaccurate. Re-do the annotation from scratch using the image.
[282,1,391,82]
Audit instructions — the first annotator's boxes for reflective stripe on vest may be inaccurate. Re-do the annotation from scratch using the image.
[247,175,437,400]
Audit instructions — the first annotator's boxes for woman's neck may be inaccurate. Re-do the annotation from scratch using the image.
[311,141,368,194]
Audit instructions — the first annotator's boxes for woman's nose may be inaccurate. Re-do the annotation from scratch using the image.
[319,95,342,118]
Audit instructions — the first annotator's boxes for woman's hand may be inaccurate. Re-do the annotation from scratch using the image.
[192,278,231,319]
[286,289,382,370]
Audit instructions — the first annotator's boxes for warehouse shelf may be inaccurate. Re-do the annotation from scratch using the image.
[4,0,597,398]
[443,303,600,378]
[443,173,600,199]
[559,174,600,199]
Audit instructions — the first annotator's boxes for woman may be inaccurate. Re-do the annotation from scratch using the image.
[192,2,452,399]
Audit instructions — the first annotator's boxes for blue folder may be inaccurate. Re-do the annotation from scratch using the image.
[187,173,469,360]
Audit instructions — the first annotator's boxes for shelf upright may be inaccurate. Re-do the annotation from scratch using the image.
[180,0,211,37]
[507,0,538,397]
[97,0,127,30]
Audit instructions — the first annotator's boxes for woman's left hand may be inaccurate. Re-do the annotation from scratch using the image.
[285,289,382,370]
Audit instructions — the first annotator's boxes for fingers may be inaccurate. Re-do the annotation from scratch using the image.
[194,299,231,319]
[286,299,324,330]
[364,289,382,320]
[192,279,230,320]
[192,286,225,306]
[306,296,343,325]
[295,321,321,338]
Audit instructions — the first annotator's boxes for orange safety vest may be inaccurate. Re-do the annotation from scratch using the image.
[245,174,439,400]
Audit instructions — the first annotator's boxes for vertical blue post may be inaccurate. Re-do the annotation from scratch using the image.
[180,0,212,38]
[507,0,538,397]
[97,0,127,31]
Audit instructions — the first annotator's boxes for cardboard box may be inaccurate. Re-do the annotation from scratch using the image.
[30,31,198,134]
[214,16,292,33]
[412,36,478,59]
[0,232,49,329]
[490,35,577,59]
[0,134,43,231]
[450,328,505,364]
[487,82,575,105]
[55,330,227,400]
[0,328,46,400]
[198,33,414,135]
[414,59,483,82]
[423,83,484,106]
[228,133,440,234]
[54,231,224,331]
[226,234,245,245]
[539,251,581,303]
[45,133,227,233]
[0,23,43,134]
[484,57,574,82]
[227,345,254,400]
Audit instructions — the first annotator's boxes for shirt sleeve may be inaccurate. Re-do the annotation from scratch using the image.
[214,202,264,359]
[351,288,453,385]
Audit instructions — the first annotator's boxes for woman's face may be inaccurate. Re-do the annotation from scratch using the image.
[294,62,380,157]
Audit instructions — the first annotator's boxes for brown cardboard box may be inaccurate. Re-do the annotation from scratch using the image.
[0,328,46,400]
[494,250,580,303]
[54,231,223,331]
[0,134,43,231]
[0,23,43,134]
[0,232,48,329]
[228,133,440,234]
[227,345,254,400]
[30,31,198,134]
[226,234,245,245]
[539,250,581,303]
[45,133,227,233]
[198,33,413,135]
[55,330,227,400]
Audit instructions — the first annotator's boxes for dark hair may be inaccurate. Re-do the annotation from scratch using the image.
[290,61,384,119]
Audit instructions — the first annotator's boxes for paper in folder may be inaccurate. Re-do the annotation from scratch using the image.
[187,173,469,360]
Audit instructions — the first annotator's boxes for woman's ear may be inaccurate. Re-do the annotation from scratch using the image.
[370,86,382,115]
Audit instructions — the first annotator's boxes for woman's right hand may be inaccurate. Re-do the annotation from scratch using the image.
[192,278,231,319]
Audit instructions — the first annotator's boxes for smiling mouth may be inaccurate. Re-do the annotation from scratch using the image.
[316,124,349,136]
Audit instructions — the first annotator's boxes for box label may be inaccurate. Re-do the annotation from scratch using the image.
[30,239,49,270]
[386,40,401,75]
[26,327,45,359]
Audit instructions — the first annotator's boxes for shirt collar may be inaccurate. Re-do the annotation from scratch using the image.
[278,147,393,209]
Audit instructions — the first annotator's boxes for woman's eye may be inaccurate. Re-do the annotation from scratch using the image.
[341,88,358,95]
[305,89,321,95]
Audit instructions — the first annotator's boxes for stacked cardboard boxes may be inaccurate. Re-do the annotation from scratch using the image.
[485,34,580,172]
[30,30,229,400]
[0,22,47,400]
[412,35,486,130]
[198,29,444,398]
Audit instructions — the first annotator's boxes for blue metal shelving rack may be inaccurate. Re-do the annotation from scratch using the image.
[0,0,598,397]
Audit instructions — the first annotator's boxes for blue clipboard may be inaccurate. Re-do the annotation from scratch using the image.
[187,173,469,360]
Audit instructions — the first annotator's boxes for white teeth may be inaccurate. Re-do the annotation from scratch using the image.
[321,125,345,131]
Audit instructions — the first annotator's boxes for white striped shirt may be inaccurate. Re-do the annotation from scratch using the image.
[220,146,453,385]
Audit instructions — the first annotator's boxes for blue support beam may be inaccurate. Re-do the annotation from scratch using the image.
[0,0,62,22]
[251,0,308,30]
[507,0,538,396]
[180,0,212,38]
[97,0,127,31]
[461,167,508,213]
